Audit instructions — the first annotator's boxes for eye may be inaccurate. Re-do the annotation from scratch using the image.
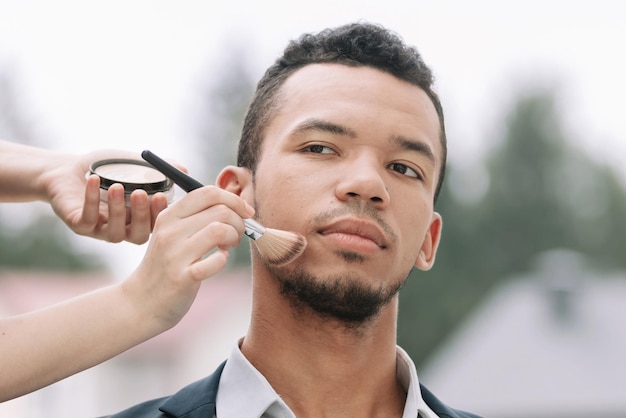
[388,162,422,180]
[302,144,335,154]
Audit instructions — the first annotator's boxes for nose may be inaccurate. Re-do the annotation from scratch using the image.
[335,155,390,207]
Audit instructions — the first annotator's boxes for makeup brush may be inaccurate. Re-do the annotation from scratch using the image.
[141,150,307,266]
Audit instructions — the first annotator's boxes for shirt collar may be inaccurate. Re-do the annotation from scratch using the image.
[216,339,439,418]
[216,338,293,418]
[396,345,440,418]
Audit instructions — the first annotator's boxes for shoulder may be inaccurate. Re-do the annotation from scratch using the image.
[420,383,484,418]
[102,362,225,418]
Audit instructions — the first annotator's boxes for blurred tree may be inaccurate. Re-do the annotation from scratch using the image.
[192,45,257,184]
[479,89,626,275]
[0,215,106,271]
[190,44,257,267]
[0,68,105,272]
[399,87,626,367]
[398,166,484,368]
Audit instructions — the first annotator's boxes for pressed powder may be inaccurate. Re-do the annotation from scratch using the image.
[89,158,174,205]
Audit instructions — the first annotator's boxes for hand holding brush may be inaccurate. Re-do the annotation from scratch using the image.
[141,150,307,266]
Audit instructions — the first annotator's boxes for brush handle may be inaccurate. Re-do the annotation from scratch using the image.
[141,150,263,240]
[141,150,203,192]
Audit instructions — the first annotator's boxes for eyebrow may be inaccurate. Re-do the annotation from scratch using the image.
[293,118,357,137]
[391,135,436,165]
[293,117,436,164]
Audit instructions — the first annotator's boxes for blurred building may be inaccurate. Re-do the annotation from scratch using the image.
[0,269,252,417]
[420,249,626,418]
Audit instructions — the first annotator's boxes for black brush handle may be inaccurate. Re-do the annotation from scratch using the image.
[141,149,264,240]
[141,150,204,192]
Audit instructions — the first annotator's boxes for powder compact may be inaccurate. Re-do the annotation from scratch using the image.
[89,158,174,205]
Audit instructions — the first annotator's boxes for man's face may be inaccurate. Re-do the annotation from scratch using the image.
[247,63,442,321]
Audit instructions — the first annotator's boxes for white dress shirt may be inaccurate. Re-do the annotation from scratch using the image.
[216,339,439,418]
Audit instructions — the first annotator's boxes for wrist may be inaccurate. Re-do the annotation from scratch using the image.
[119,270,182,338]
[37,151,77,203]
[0,141,56,201]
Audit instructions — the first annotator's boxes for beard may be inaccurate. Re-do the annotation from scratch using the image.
[251,179,409,327]
[267,261,409,328]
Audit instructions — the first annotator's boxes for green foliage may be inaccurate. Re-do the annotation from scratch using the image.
[0,68,106,274]
[193,47,257,185]
[480,91,626,274]
[0,213,106,272]
[399,88,626,367]
[191,47,256,267]
[398,174,485,367]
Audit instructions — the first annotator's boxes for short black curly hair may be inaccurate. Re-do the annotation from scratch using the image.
[237,22,447,203]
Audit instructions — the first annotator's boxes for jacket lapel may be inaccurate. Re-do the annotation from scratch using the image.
[419,383,482,418]
[158,362,226,417]
[153,362,479,418]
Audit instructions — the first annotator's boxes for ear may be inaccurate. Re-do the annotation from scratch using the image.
[216,165,253,198]
[415,212,443,271]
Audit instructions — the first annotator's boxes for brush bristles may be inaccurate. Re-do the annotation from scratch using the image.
[253,228,307,266]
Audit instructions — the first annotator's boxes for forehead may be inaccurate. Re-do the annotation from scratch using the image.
[269,63,442,161]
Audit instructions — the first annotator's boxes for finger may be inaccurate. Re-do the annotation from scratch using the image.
[173,186,255,220]
[187,249,230,281]
[160,202,247,249]
[194,221,243,252]
[105,184,128,243]
[80,175,103,228]
[126,189,151,244]
[169,220,242,271]
[150,192,169,230]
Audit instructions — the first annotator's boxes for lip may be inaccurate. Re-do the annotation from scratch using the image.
[317,217,389,251]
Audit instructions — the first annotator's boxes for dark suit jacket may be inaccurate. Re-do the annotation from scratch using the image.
[104,362,482,418]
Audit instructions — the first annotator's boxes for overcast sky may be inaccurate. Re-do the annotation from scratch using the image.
[1,0,625,276]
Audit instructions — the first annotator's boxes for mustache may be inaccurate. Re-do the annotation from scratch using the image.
[311,201,397,244]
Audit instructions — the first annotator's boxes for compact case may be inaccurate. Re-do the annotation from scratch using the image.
[89,158,174,205]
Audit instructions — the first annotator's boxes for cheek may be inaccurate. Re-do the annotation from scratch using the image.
[254,168,310,223]
[259,155,322,197]
[396,203,433,254]
[397,226,422,255]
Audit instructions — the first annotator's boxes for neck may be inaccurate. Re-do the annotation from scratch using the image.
[241,270,406,418]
